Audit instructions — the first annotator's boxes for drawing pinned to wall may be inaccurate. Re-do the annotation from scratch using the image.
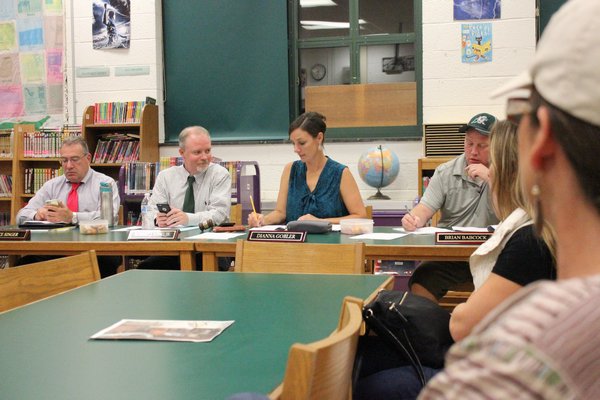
[454,0,501,20]
[92,0,130,50]
[0,0,64,121]
[462,23,492,63]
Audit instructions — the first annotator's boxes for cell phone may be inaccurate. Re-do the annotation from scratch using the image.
[156,203,171,213]
[45,199,60,206]
[218,222,236,227]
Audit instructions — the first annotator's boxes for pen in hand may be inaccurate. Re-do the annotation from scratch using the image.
[249,195,259,226]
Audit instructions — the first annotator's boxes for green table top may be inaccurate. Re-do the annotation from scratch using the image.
[0,270,389,400]
[17,225,205,242]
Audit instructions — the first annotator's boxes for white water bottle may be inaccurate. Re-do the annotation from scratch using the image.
[140,192,154,229]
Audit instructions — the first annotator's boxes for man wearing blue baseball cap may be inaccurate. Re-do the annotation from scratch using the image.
[402,112,499,302]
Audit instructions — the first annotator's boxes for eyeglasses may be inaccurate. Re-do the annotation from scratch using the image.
[60,155,87,165]
[506,98,535,127]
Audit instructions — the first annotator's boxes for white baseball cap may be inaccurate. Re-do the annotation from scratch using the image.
[492,0,600,127]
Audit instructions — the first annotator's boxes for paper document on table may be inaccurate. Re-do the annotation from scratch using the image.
[349,233,408,240]
[91,319,234,343]
[112,226,141,232]
[187,232,247,240]
[331,224,341,231]
[394,227,453,235]
[249,225,287,231]
[452,226,493,232]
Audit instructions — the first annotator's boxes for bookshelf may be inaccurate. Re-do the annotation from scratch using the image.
[81,103,159,181]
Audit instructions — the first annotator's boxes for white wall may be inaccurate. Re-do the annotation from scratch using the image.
[65,0,536,206]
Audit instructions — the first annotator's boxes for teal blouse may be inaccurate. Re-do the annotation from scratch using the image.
[285,158,349,223]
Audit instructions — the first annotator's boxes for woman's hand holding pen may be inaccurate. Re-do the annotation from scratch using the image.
[247,212,264,227]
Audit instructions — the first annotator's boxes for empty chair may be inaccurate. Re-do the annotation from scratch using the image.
[0,250,101,313]
[235,241,366,274]
[269,296,364,400]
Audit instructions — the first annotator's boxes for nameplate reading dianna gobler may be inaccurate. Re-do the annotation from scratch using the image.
[0,229,31,240]
[247,230,306,243]
[435,232,492,245]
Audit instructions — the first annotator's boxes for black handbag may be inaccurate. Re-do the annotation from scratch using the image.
[362,290,454,385]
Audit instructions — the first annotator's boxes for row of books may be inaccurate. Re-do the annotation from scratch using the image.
[0,175,12,197]
[0,130,13,158]
[23,126,82,158]
[122,160,248,202]
[0,211,10,226]
[24,167,62,194]
[93,101,146,124]
[92,134,140,163]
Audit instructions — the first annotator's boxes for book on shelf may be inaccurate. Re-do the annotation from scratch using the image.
[0,175,12,197]
[22,126,82,158]
[93,101,146,124]
[92,133,140,163]
[24,167,62,193]
[0,129,13,158]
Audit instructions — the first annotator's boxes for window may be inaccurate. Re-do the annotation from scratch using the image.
[292,0,421,139]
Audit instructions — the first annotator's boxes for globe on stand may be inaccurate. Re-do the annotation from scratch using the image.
[357,145,400,200]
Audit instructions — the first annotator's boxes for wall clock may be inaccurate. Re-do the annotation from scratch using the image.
[310,63,326,81]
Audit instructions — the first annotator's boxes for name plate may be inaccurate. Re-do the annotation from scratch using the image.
[0,229,30,240]
[248,230,306,243]
[127,229,180,241]
[435,232,493,245]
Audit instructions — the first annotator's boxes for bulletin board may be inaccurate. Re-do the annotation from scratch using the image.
[0,0,64,123]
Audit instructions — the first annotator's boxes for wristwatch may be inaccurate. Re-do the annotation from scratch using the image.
[71,212,78,224]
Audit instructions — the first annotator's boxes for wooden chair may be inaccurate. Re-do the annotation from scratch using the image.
[235,241,366,274]
[269,296,364,400]
[365,205,373,219]
[230,203,243,225]
[0,250,101,313]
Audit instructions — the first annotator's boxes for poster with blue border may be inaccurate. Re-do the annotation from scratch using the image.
[462,23,492,63]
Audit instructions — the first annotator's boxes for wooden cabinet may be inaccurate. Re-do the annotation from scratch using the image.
[81,103,159,181]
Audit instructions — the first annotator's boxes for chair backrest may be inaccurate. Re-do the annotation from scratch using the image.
[0,250,101,313]
[230,203,242,225]
[235,241,366,274]
[365,205,373,219]
[270,296,364,400]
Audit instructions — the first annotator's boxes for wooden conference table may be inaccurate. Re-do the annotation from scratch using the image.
[0,226,201,270]
[0,270,392,400]
[0,226,476,271]
[197,227,478,271]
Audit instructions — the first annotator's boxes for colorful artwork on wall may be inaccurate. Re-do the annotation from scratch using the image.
[0,0,64,120]
[92,0,131,50]
[454,0,501,20]
[462,23,493,63]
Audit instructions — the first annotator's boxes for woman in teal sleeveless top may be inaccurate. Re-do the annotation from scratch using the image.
[248,112,366,226]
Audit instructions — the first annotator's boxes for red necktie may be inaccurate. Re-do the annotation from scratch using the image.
[67,183,80,212]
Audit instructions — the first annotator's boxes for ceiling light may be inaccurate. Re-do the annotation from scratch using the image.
[300,0,337,7]
[300,19,367,30]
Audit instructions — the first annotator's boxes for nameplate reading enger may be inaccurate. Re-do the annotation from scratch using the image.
[247,230,306,243]
[0,229,31,240]
[435,232,492,245]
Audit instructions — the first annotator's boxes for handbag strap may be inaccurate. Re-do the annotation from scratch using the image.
[364,309,427,387]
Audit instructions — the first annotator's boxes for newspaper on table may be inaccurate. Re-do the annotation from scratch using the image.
[91,319,234,343]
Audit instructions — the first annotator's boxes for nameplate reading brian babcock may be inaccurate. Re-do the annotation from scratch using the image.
[247,230,306,243]
[435,232,493,245]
